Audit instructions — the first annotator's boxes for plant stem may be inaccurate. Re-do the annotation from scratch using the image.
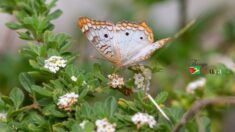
[173,96,235,132]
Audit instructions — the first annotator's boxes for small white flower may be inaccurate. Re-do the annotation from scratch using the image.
[44,56,67,73]
[108,74,124,88]
[131,112,156,129]
[57,92,79,111]
[0,112,7,121]
[147,115,157,128]
[186,78,206,94]
[80,120,88,129]
[95,118,116,132]
[82,81,87,86]
[134,73,145,83]
[71,76,77,82]
[134,73,145,90]
[133,66,152,91]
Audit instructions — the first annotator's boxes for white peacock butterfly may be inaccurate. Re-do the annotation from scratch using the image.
[78,17,171,67]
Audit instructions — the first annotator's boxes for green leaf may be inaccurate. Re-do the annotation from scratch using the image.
[92,63,106,81]
[17,31,34,40]
[0,123,12,132]
[31,85,52,97]
[0,96,13,106]
[39,44,47,57]
[65,65,80,76]
[43,104,66,118]
[79,88,89,99]
[155,91,168,104]
[48,0,58,9]
[84,122,95,132]
[6,22,21,30]
[48,9,62,20]
[19,73,34,93]
[9,87,24,109]
[71,123,83,132]
[79,103,93,119]
[29,60,41,69]
[202,116,211,132]
[47,48,59,56]
[165,106,184,123]
[104,96,117,118]
[0,98,5,109]
[29,112,46,124]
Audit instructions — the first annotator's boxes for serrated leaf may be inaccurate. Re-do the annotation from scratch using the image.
[84,122,95,132]
[48,9,62,20]
[29,60,41,69]
[65,65,79,76]
[19,73,34,93]
[92,63,106,81]
[155,91,168,104]
[31,85,52,97]
[43,104,66,118]
[48,0,58,9]
[104,96,117,118]
[1,96,13,106]
[6,22,21,30]
[9,87,24,109]
[71,123,83,132]
[39,44,47,57]
[0,123,12,132]
[47,48,59,56]
[79,88,89,99]
[79,103,93,119]
[17,31,34,40]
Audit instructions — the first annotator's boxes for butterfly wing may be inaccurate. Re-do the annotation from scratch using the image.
[78,17,120,64]
[121,38,171,66]
[115,21,169,66]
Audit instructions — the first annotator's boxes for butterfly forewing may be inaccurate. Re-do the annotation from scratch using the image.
[79,17,120,64]
[115,21,155,66]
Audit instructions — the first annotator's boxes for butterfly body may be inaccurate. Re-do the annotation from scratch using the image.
[78,17,171,67]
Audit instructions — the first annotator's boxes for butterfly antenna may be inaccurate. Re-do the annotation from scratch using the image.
[174,19,196,39]
[147,94,172,124]
[154,19,196,60]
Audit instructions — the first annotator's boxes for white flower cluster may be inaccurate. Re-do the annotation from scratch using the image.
[134,73,145,89]
[0,112,7,121]
[186,78,206,94]
[95,118,116,132]
[133,65,152,91]
[131,112,156,129]
[108,74,124,88]
[71,76,77,82]
[44,56,67,73]
[57,92,79,111]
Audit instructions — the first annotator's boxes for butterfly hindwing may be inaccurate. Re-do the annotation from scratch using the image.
[121,38,171,66]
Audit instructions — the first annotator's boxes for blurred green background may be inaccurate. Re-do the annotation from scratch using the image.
[0,0,235,131]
